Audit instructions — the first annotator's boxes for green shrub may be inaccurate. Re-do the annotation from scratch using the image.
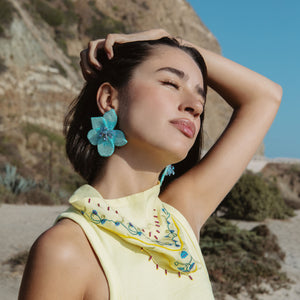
[0,184,15,204]
[0,134,23,170]
[0,164,36,195]
[60,168,85,195]
[4,250,29,273]
[26,0,79,57]
[85,2,126,40]
[51,60,67,77]
[0,164,63,205]
[33,0,64,27]
[0,0,14,37]
[22,122,65,148]
[85,14,125,40]
[0,56,7,74]
[15,188,58,205]
[55,35,68,54]
[201,217,290,299]
[63,8,78,27]
[62,0,75,10]
[1,181,67,205]
[219,172,294,221]
[69,55,80,72]
[289,164,300,174]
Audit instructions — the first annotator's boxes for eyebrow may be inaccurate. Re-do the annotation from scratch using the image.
[155,67,206,103]
[156,67,186,79]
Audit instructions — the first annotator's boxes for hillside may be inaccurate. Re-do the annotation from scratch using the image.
[0,0,263,200]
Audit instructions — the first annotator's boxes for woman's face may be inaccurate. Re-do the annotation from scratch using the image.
[117,45,205,165]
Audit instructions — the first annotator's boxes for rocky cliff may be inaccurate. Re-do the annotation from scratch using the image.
[0,0,262,195]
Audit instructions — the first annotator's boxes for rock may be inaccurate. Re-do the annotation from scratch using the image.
[261,162,300,209]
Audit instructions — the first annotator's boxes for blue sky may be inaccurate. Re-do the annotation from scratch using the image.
[187,0,300,159]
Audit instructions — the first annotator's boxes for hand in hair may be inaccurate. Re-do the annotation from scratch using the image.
[79,29,171,81]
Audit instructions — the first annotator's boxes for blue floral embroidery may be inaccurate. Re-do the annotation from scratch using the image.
[87,109,127,157]
[181,251,188,258]
[175,257,196,273]
[99,205,174,246]
[80,202,197,273]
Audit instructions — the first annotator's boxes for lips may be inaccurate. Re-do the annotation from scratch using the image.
[170,119,196,138]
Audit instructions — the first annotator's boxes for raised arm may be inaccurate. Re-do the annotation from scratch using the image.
[163,41,282,228]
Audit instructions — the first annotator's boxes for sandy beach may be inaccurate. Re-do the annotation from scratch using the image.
[0,204,299,300]
[0,204,67,300]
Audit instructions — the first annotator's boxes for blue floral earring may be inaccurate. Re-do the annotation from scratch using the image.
[160,165,175,185]
[87,109,127,157]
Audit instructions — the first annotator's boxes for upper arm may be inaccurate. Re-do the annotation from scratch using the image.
[18,224,88,300]
[161,89,282,231]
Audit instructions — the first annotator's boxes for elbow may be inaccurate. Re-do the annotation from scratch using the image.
[271,83,283,106]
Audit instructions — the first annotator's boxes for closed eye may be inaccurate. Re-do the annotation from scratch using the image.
[161,80,179,89]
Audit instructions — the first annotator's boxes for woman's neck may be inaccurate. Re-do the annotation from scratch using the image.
[91,152,162,199]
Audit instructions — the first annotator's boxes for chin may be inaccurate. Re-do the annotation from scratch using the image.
[165,144,191,164]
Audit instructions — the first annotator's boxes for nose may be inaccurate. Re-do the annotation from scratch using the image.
[178,93,203,118]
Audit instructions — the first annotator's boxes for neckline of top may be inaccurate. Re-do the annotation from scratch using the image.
[70,183,161,206]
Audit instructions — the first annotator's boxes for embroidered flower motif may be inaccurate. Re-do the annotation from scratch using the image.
[78,198,198,274]
[87,109,127,157]
[181,251,188,258]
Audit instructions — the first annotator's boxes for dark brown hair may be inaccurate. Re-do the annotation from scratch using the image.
[64,37,207,188]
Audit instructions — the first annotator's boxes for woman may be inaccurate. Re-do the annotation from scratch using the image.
[19,29,282,299]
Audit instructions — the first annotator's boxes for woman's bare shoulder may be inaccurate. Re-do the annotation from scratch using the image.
[31,218,92,267]
[19,219,108,300]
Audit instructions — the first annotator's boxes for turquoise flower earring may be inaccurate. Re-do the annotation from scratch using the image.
[87,109,127,157]
[160,165,175,185]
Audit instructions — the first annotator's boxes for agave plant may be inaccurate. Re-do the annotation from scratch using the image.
[0,164,36,195]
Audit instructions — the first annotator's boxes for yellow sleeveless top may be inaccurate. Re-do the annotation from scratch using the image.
[56,184,214,299]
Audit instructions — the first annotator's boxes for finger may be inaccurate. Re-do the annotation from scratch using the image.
[80,49,97,81]
[104,34,116,59]
[88,39,105,69]
[103,30,171,57]
[104,34,135,59]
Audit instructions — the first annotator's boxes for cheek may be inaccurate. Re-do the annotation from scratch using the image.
[125,81,172,119]
[117,85,158,135]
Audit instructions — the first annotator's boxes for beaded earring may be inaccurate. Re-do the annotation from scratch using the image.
[160,165,175,185]
[87,109,127,157]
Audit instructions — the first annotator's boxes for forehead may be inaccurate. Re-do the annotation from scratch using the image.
[135,45,204,84]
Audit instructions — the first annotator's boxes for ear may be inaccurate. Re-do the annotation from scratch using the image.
[96,82,119,115]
